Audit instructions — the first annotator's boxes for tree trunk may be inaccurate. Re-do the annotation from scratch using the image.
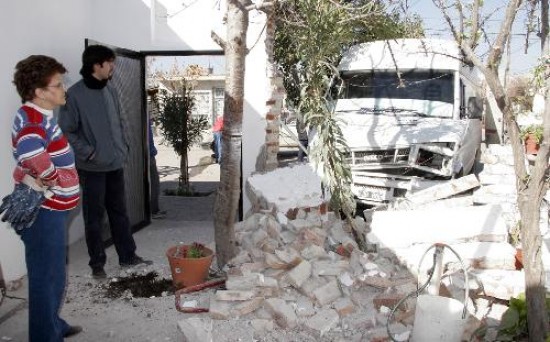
[214,0,248,268]
[180,106,189,189]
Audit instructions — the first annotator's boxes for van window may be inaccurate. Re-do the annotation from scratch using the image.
[338,70,454,104]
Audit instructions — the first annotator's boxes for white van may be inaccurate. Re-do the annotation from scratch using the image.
[332,38,483,205]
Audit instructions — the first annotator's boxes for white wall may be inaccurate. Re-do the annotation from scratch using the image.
[243,11,269,214]
[0,0,91,281]
[0,0,267,281]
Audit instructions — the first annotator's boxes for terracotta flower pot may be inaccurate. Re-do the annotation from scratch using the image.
[166,245,213,289]
[515,248,523,270]
[524,134,540,155]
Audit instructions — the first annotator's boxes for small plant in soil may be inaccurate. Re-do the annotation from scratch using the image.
[174,242,208,258]
[104,271,174,298]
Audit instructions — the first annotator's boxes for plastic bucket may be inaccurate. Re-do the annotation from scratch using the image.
[411,294,467,342]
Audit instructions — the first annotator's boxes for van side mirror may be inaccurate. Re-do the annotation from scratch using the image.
[467,97,483,119]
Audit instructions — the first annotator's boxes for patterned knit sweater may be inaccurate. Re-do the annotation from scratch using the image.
[11,103,80,211]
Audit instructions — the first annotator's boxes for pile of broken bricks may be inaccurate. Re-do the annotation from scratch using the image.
[177,151,547,341]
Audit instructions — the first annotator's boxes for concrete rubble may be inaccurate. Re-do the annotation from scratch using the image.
[177,146,549,341]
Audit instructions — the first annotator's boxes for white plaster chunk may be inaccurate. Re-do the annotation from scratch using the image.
[247,164,325,215]
[404,174,480,205]
[393,242,517,275]
[305,309,340,336]
[471,270,525,300]
[413,196,474,210]
[368,205,508,249]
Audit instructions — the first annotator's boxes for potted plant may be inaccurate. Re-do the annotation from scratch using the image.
[166,242,213,289]
[520,124,543,154]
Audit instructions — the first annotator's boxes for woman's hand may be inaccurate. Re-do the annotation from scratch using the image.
[35,178,56,188]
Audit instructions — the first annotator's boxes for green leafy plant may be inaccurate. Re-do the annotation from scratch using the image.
[175,243,207,259]
[520,124,543,144]
[495,293,550,341]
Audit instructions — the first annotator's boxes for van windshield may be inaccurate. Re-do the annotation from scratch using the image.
[337,70,454,104]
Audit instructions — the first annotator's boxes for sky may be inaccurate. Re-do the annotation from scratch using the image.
[147,1,542,78]
[407,0,543,75]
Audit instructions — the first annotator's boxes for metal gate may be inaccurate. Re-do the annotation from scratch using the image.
[86,39,150,240]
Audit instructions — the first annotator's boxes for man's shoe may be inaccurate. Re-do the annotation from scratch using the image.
[91,267,107,279]
[120,255,153,267]
[64,325,83,338]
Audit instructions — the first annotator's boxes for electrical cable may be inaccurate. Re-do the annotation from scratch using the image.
[385,243,469,342]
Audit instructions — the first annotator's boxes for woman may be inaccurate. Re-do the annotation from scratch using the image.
[11,55,81,341]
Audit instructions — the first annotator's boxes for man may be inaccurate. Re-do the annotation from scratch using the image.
[59,45,151,279]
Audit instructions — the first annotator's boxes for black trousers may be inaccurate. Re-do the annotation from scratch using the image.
[78,168,137,268]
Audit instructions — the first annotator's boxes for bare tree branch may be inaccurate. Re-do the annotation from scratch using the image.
[211,31,226,50]
[486,0,523,71]
[469,0,481,49]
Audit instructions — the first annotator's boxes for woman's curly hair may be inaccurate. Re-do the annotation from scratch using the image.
[13,55,66,102]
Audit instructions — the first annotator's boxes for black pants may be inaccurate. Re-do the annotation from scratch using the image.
[78,168,137,268]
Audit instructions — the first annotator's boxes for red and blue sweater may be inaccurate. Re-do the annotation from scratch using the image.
[11,103,80,211]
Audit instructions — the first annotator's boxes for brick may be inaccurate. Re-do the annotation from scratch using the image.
[215,290,255,301]
[312,260,350,277]
[295,296,316,317]
[225,274,261,290]
[305,309,340,336]
[300,244,328,260]
[373,292,404,310]
[265,298,297,329]
[286,260,312,288]
[333,297,355,317]
[230,297,264,316]
[298,228,327,246]
[300,277,327,299]
[209,296,233,320]
[313,279,342,306]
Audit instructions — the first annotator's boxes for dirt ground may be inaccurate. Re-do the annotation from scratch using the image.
[1,142,353,342]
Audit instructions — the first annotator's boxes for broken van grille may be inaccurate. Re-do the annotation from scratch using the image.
[346,149,410,166]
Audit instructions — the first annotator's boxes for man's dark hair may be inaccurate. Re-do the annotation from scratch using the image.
[13,55,67,102]
[80,45,116,77]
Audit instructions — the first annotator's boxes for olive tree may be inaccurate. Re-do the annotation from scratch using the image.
[433,0,550,339]
[155,80,209,193]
